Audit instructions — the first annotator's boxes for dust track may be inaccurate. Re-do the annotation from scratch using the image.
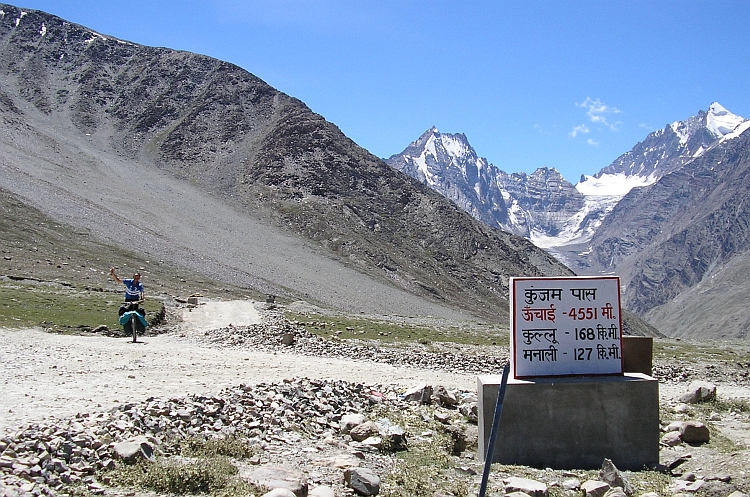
[0,319,476,432]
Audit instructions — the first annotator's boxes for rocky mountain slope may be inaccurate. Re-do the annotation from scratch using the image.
[388,106,750,340]
[0,3,571,321]
[591,122,750,339]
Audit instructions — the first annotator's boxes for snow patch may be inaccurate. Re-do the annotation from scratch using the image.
[575,172,656,197]
[39,23,46,37]
[720,120,750,143]
[440,134,468,158]
[86,32,108,44]
[411,135,439,186]
[670,121,689,145]
[706,102,746,136]
[531,195,621,248]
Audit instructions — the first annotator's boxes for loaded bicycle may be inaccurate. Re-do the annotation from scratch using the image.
[119,300,147,343]
[110,267,146,342]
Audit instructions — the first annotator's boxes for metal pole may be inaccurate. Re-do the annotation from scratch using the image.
[478,362,510,497]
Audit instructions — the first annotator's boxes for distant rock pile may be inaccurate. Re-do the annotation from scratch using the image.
[182,308,509,376]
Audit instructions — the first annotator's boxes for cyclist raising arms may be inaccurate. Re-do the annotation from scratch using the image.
[110,268,144,303]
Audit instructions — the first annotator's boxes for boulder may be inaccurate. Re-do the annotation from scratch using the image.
[678,381,716,404]
[603,488,628,497]
[349,421,380,442]
[581,480,611,497]
[308,486,335,497]
[375,419,406,451]
[432,385,458,406]
[459,401,478,423]
[433,411,451,424]
[340,414,367,434]
[562,478,581,490]
[679,421,710,444]
[112,436,155,463]
[403,383,433,404]
[660,431,682,447]
[599,459,633,495]
[664,420,685,432]
[241,466,308,497]
[505,477,548,497]
[345,467,381,496]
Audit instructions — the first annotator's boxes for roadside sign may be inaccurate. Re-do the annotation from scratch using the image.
[510,276,624,378]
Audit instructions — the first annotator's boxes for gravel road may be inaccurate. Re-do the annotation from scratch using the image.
[0,303,477,432]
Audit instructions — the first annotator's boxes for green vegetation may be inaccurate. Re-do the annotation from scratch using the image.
[107,434,267,497]
[108,457,267,496]
[285,310,509,347]
[0,282,162,332]
[678,397,750,453]
[178,433,262,459]
[374,405,461,497]
[653,340,745,364]
[111,458,238,494]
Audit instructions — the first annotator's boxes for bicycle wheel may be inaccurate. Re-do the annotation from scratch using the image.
[131,313,137,343]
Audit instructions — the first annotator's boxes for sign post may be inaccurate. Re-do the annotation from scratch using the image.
[510,276,624,379]
[477,275,659,470]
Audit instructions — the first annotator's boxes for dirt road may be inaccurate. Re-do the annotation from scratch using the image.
[0,300,477,432]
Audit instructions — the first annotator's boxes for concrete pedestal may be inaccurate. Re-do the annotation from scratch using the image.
[478,373,659,470]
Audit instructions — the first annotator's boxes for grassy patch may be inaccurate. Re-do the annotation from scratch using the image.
[686,396,750,419]
[372,405,465,497]
[109,457,244,495]
[107,434,268,496]
[678,397,750,453]
[628,469,672,497]
[653,340,744,364]
[285,310,508,347]
[178,433,262,459]
[0,282,161,332]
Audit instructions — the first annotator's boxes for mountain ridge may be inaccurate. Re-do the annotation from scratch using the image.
[0,3,571,323]
[387,104,750,339]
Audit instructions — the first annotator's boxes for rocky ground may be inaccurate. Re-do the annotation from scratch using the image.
[1,300,749,497]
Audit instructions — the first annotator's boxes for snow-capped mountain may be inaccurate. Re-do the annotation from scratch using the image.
[388,103,750,339]
[387,103,748,258]
[580,102,746,192]
[385,129,586,243]
[385,127,508,229]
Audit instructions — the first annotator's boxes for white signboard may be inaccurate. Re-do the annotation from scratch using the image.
[510,276,624,378]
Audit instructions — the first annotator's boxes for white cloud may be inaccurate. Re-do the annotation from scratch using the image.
[569,124,589,137]
[576,97,622,131]
[587,138,600,146]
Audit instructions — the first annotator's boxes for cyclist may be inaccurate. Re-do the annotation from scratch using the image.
[110,268,144,304]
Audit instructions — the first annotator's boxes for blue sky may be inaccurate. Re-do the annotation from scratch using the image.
[14,0,750,183]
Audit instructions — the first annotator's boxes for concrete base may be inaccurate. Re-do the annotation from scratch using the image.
[478,373,659,470]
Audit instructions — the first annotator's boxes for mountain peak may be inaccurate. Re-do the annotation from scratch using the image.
[705,101,745,137]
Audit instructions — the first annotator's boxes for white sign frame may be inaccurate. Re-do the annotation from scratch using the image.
[510,276,624,379]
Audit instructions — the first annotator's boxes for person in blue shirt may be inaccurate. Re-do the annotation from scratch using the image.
[111,268,147,335]
[110,268,144,303]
